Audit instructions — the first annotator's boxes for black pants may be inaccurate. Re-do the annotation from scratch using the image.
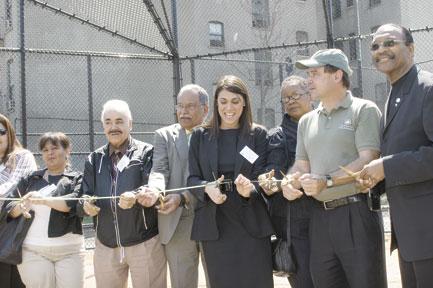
[0,262,25,288]
[288,197,314,288]
[309,200,387,288]
[399,253,433,288]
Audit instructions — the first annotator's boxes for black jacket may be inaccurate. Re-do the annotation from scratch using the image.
[76,138,158,248]
[1,169,83,237]
[187,125,274,241]
[266,114,313,240]
[377,66,433,261]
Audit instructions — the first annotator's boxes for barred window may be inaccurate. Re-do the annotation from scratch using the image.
[209,21,224,47]
[332,0,342,18]
[5,0,13,30]
[252,0,270,28]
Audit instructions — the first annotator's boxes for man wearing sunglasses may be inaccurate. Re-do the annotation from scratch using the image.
[360,23,433,288]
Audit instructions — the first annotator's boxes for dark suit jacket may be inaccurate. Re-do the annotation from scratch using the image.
[187,125,274,241]
[380,66,433,261]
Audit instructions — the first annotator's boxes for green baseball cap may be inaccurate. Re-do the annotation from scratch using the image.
[295,48,353,76]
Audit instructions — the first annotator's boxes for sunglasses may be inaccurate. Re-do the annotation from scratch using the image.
[370,39,405,51]
[0,129,7,136]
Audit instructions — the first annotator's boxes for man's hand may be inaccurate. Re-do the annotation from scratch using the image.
[136,187,160,207]
[235,174,254,198]
[287,171,302,189]
[300,174,326,196]
[205,175,227,204]
[81,195,100,216]
[157,194,181,215]
[258,170,280,196]
[118,191,137,209]
[359,158,385,189]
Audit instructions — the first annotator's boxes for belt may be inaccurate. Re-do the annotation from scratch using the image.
[314,193,367,210]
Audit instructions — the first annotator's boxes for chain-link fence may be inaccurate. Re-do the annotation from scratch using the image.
[1,0,433,245]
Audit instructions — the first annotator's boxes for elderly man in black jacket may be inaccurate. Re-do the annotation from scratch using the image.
[77,99,166,288]
[360,24,433,288]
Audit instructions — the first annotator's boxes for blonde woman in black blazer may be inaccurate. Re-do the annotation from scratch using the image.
[188,75,274,288]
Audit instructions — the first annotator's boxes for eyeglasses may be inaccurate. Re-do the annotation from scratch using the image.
[370,39,405,51]
[281,93,307,103]
[175,103,201,111]
[0,129,7,136]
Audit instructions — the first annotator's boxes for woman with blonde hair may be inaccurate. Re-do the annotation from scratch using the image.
[0,113,37,288]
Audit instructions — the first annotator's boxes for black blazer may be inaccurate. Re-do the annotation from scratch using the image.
[379,66,433,261]
[187,125,274,241]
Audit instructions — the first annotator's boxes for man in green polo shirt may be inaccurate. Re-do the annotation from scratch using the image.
[281,49,387,288]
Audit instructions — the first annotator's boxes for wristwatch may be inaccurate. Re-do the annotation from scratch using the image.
[325,175,333,188]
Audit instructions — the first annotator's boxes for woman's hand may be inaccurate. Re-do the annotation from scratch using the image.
[205,175,227,204]
[258,169,280,196]
[235,174,254,198]
[9,200,32,219]
[25,191,46,206]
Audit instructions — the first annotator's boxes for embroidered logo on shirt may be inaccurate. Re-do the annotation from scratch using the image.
[339,119,354,131]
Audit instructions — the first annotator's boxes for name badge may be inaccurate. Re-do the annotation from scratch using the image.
[240,145,259,164]
[117,155,130,172]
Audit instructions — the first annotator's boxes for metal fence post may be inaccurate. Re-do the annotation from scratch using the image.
[190,59,195,84]
[87,55,95,151]
[19,0,27,146]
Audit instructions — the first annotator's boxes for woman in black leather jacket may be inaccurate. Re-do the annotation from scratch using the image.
[2,132,84,288]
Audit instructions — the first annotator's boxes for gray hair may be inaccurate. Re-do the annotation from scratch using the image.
[178,84,209,105]
[101,99,132,122]
[280,75,308,95]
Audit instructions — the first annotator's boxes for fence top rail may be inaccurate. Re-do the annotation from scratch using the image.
[0,47,172,60]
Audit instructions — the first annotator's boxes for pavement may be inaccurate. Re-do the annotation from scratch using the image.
[83,233,402,288]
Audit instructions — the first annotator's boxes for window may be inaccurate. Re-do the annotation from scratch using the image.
[349,33,357,60]
[296,31,309,56]
[347,0,354,7]
[254,50,273,86]
[252,0,270,28]
[209,21,224,47]
[369,0,381,7]
[332,0,342,18]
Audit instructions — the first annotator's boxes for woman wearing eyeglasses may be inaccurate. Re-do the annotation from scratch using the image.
[259,76,315,288]
[188,75,274,288]
[0,113,37,288]
[1,132,84,288]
